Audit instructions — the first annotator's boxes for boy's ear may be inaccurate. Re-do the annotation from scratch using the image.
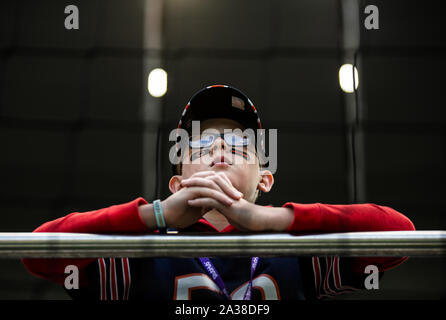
[169,175,183,193]
[257,170,274,193]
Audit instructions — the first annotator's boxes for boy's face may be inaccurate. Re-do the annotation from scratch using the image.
[178,118,272,202]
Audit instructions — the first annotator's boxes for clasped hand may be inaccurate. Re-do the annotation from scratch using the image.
[161,171,265,231]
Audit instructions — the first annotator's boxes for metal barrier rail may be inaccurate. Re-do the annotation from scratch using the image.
[1,231,445,258]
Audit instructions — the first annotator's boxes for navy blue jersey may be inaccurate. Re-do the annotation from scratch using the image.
[66,256,366,300]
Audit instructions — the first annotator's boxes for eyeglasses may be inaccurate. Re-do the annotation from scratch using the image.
[189,132,252,149]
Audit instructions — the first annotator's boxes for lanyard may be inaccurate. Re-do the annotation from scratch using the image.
[199,257,259,300]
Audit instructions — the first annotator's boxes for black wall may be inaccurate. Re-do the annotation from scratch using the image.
[0,0,145,298]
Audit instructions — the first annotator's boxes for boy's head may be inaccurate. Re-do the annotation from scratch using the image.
[169,85,274,203]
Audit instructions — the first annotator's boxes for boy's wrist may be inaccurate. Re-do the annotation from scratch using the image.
[138,203,158,230]
[257,205,295,232]
[236,200,269,231]
[272,207,295,231]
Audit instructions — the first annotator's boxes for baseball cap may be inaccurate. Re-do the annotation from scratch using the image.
[177,85,262,133]
[172,85,264,175]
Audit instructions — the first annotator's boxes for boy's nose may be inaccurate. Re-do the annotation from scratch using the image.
[209,136,227,155]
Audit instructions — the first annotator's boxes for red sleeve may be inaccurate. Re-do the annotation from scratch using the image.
[22,197,150,286]
[283,202,415,272]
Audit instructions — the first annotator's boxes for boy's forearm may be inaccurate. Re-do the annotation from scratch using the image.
[234,202,294,231]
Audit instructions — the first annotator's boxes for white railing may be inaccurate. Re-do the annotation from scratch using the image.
[1,231,445,258]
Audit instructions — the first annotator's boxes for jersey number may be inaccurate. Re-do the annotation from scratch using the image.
[174,273,280,300]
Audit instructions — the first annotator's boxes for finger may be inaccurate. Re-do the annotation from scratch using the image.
[181,172,216,186]
[215,171,232,186]
[181,177,224,194]
[183,172,242,199]
[182,177,242,200]
[188,198,226,211]
[208,175,243,199]
[187,171,231,185]
[188,186,234,206]
[208,172,242,198]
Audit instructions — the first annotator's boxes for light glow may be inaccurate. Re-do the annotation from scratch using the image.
[148,68,168,97]
[339,64,359,93]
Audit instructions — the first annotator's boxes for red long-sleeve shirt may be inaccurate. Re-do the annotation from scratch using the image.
[22,198,415,299]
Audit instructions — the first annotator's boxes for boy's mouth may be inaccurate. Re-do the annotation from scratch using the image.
[211,156,232,167]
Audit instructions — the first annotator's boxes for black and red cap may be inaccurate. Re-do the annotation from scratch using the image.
[172,84,264,175]
[177,84,262,133]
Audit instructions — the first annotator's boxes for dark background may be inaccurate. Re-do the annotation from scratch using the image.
[0,0,445,299]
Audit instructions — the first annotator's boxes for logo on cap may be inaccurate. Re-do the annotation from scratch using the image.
[231,96,245,110]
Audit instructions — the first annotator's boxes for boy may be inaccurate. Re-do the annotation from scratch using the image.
[23,85,415,300]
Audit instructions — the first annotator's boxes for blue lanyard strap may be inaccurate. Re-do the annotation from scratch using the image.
[199,257,259,300]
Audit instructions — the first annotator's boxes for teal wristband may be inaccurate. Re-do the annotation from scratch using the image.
[153,199,167,234]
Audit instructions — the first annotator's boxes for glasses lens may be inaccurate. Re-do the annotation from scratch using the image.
[189,134,215,148]
[224,133,250,146]
[189,133,251,148]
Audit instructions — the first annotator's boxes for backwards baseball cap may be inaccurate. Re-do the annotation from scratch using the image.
[172,85,264,175]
